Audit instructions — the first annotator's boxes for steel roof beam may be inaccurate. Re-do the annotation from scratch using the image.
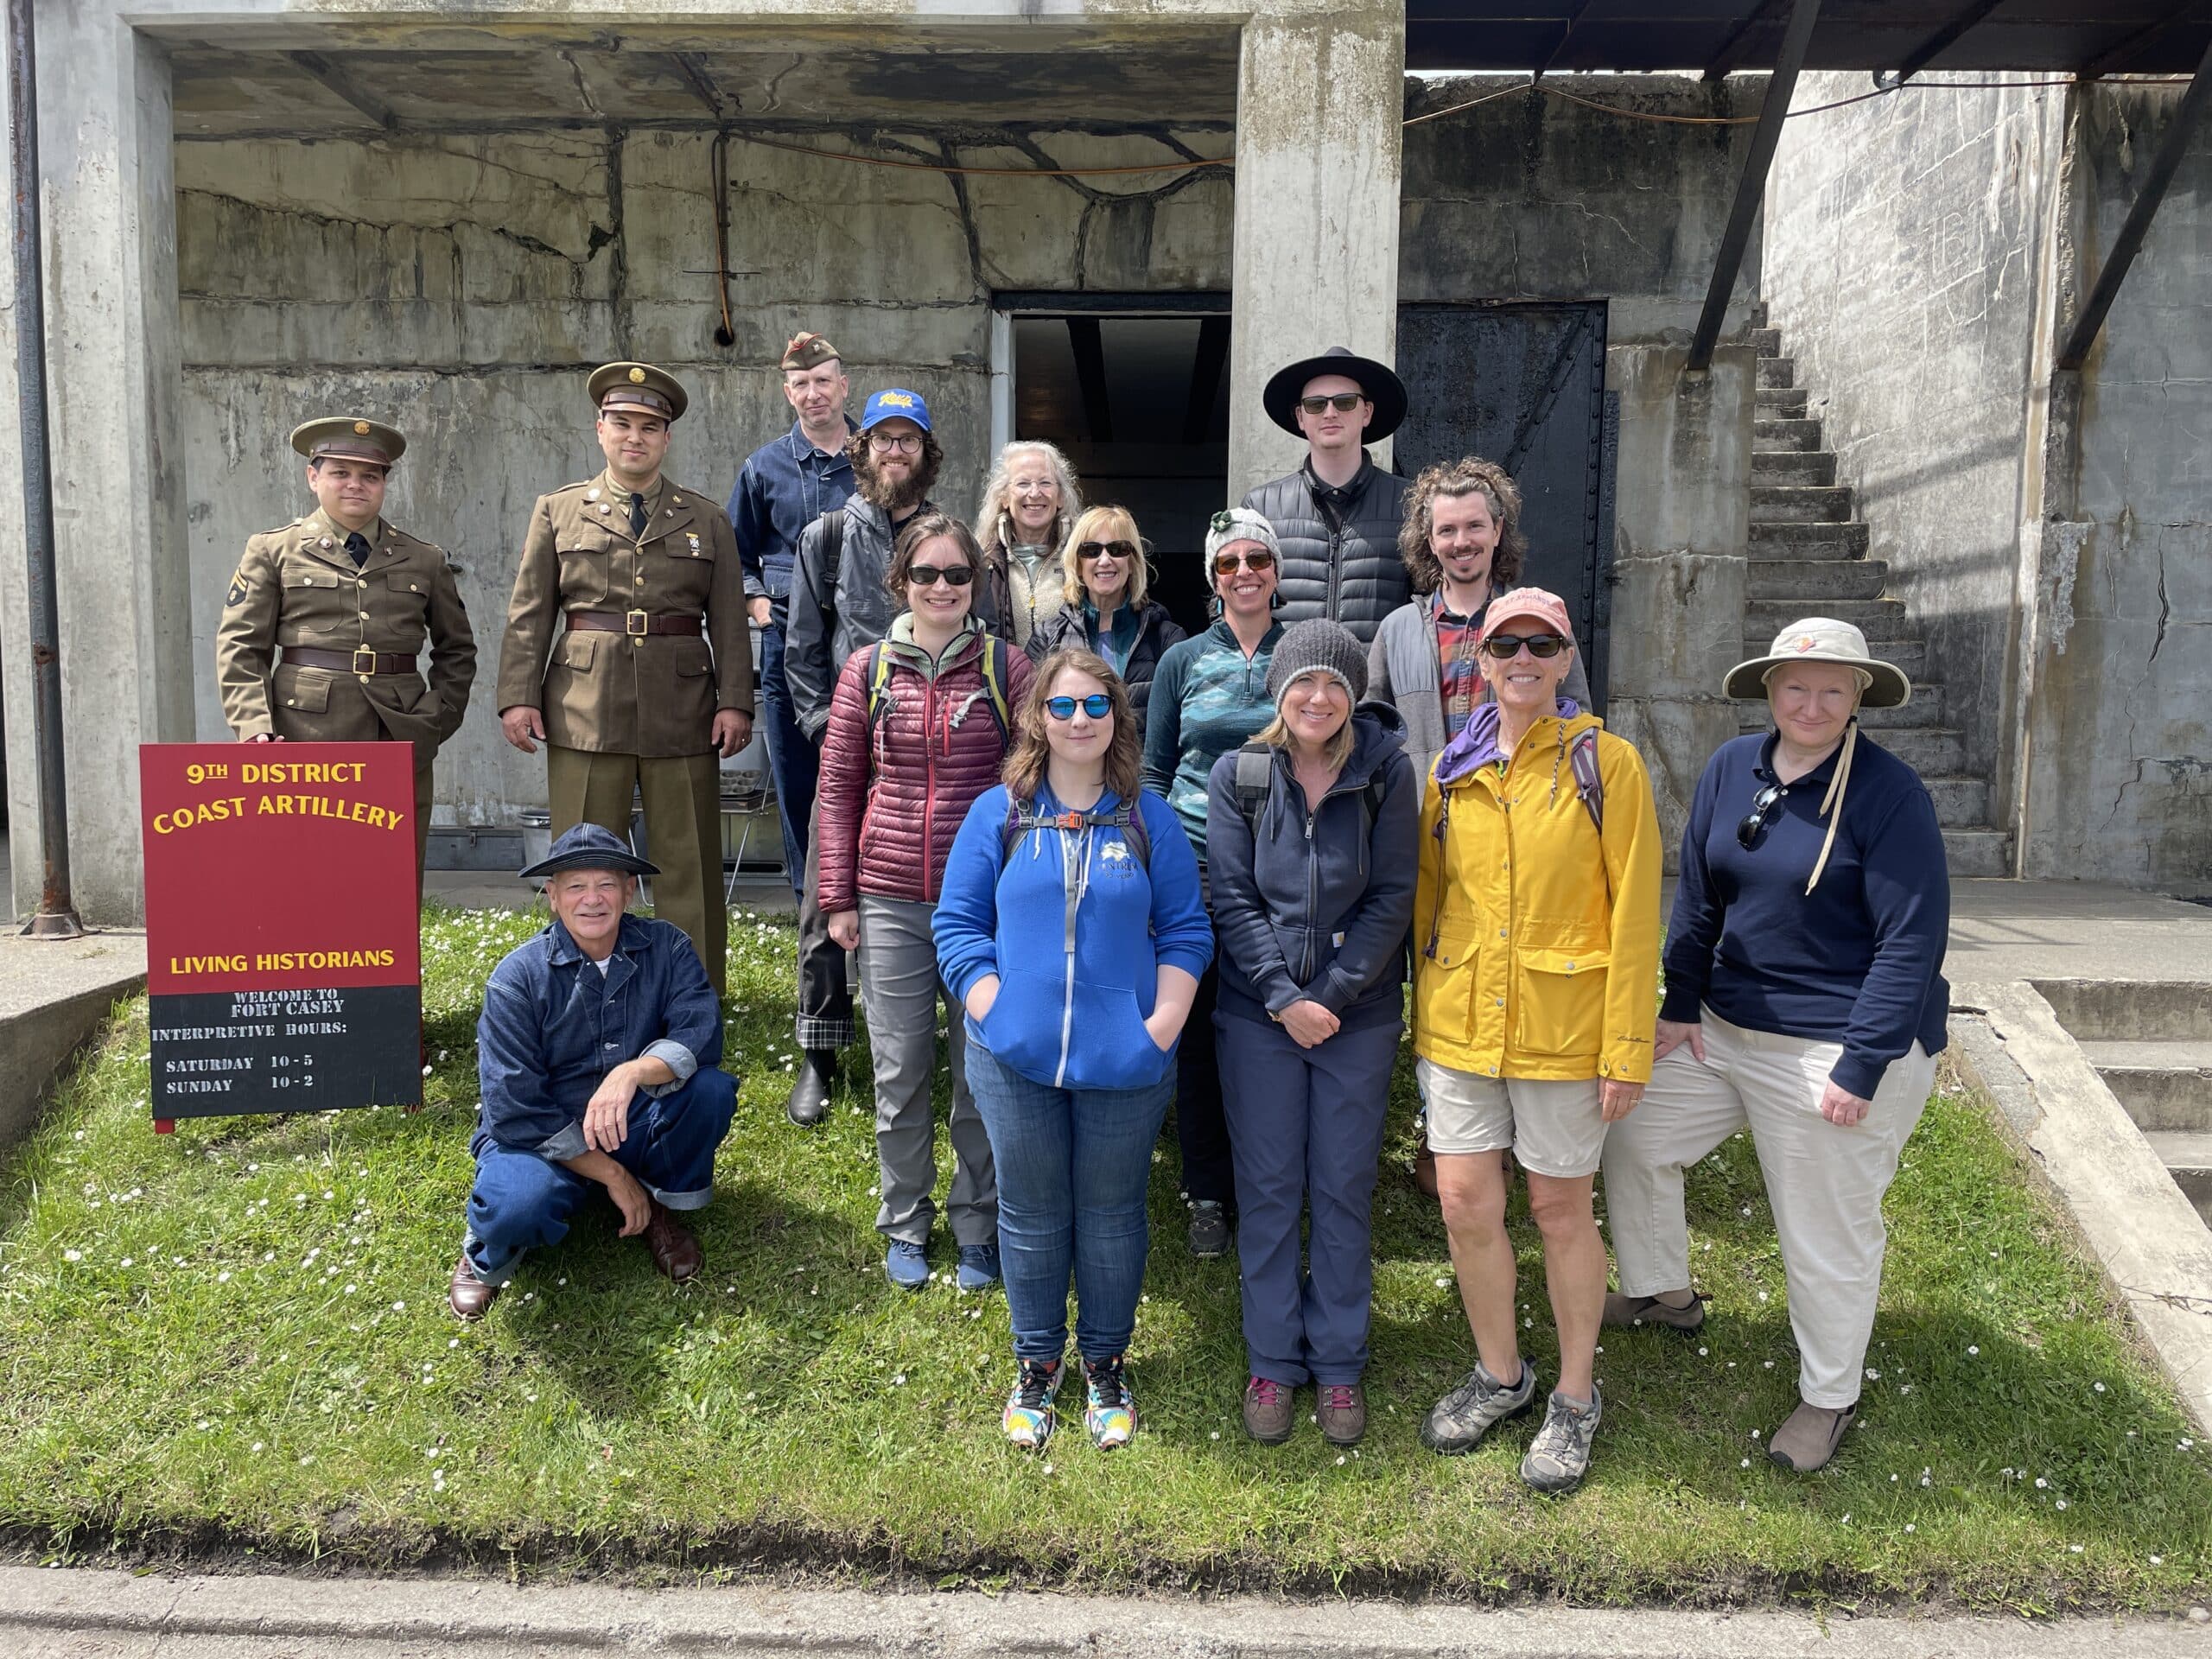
[1883,0,2012,86]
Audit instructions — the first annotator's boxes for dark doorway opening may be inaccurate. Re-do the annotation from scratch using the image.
[1001,294,1230,637]
[1394,302,1618,709]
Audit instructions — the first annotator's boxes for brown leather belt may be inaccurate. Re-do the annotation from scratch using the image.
[566,609,704,638]
[283,645,416,676]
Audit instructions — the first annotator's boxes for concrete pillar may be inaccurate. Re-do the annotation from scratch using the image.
[0,17,189,925]
[1226,7,1404,500]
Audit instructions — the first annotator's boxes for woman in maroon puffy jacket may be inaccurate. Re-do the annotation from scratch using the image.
[817,512,1035,1291]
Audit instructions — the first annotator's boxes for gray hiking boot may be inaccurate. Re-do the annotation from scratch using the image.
[1187,1200,1231,1259]
[1520,1387,1603,1495]
[1419,1360,1537,1455]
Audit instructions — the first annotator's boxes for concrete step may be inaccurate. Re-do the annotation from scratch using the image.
[1752,450,1839,487]
[1926,775,1992,826]
[1870,724,1963,773]
[1942,827,2013,878]
[1758,356,1796,390]
[1747,596,1905,635]
[1757,386,1808,417]
[1747,325,1783,357]
[1748,520,1870,560]
[2037,981,2212,1043]
[1751,486,1854,524]
[1750,298,1770,327]
[1755,417,1824,453]
[2141,1130,2212,1227]
[1747,557,1889,601]
[1870,637,1927,679]
[2078,1039,2212,1132]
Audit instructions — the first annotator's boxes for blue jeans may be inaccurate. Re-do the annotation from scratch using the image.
[1216,1008,1399,1385]
[463,1068,738,1286]
[965,1038,1173,1363]
[758,619,817,897]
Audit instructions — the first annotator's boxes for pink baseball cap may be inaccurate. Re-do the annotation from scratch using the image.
[1476,587,1576,649]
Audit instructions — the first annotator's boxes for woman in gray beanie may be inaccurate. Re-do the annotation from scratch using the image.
[1205,619,1419,1448]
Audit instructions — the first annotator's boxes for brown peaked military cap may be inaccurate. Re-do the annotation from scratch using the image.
[588,362,689,423]
[290,417,404,467]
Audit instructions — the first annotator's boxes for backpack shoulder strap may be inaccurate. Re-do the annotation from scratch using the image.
[1111,796,1150,873]
[819,508,846,598]
[1234,742,1273,834]
[1570,727,1605,833]
[978,635,1011,739]
[861,641,893,728]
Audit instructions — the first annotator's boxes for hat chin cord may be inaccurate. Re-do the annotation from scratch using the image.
[1806,713,1860,895]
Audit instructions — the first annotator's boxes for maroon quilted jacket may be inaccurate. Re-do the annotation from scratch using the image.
[816,620,1033,912]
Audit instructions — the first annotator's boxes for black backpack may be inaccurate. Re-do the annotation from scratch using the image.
[1000,794,1151,873]
[1230,742,1389,840]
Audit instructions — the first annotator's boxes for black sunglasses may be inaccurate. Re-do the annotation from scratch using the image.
[1077,540,1138,563]
[1480,632,1567,660]
[907,563,973,588]
[1298,392,1367,414]
[1737,783,1786,849]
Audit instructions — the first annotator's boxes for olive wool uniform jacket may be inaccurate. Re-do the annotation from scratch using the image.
[216,506,476,760]
[496,471,753,758]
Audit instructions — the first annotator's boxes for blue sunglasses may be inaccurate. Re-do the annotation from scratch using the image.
[1044,694,1113,721]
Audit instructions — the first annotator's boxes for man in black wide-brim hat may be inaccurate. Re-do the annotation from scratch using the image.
[450,823,739,1320]
[1240,345,1413,647]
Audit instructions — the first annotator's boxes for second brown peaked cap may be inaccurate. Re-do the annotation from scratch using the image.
[588,361,689,423]
[290,417,405,467]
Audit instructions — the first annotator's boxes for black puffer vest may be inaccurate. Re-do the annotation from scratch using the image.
[1241,458,1411,646]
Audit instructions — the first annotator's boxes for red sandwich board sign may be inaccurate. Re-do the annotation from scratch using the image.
[140,741,421,1130]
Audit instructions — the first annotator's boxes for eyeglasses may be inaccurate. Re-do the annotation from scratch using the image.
[1736,783,1786,849]
[868,432,924,454]
[906,563,973,588]
[1212,548,1275,575]
[1045,694,1113,721]
[1298,393,1367,415]
[1479,632,1567,660]
[1077,540,1137,563]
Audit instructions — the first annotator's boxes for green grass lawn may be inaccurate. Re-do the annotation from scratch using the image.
[0,901,2206,1608]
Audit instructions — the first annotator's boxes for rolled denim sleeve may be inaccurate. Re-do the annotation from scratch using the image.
[639,1038,701,1097]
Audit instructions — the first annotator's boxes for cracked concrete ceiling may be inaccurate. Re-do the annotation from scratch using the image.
[167,30,1241,139]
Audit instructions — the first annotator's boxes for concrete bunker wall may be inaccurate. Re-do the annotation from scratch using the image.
[177,73,1756,840]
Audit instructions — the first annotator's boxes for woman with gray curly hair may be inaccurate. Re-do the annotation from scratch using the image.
[1367,455,1589,788]
[976,440,1084,648]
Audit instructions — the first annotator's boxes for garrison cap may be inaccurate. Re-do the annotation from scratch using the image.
[291,417,404,467]
[588,361,688,423]
[780,331,842,372]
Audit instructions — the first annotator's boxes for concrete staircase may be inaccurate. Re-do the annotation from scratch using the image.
[2037,981,2212,1227]
[1747,314,2014,878]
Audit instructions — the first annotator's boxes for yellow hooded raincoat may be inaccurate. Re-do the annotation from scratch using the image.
[1413,709,1662,1084]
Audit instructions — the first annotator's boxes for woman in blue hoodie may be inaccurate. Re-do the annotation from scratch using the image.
[936,648,1212,1453]
[1206,619,1419,1449]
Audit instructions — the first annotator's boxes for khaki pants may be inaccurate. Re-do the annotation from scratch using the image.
[1599,1006,1936,1409]
[547,745,725,995]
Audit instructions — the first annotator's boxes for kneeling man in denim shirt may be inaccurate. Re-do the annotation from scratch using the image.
[450,822,738,1319]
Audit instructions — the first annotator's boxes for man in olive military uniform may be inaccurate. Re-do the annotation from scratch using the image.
[498,363,753,995]
[216,417,476,874]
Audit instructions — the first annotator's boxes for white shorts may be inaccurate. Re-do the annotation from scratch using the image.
[1417,1058,1605,1179]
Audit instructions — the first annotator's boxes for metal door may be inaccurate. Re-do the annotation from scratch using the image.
[1393,302,1618,708]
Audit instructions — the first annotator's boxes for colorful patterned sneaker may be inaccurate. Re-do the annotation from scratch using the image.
[1420,1360,1537,1455]
[1520,1386,1603,1495]
[1083,1353,1138,1450]
[1002,1357,1064,1452]
[957,1242,1002,1292]
[885,1239,930,1290]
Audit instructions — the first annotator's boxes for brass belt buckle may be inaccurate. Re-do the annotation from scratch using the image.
[351,646,379,675]
[626,609,650,637]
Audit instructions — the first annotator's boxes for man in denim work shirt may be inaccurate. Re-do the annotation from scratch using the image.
[727,331,855,898]
[450,823,739,1319]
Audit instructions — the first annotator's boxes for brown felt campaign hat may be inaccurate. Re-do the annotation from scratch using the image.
[291,417,404,467]
[589,362,689,423]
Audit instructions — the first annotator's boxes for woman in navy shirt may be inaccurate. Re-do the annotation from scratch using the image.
[1599,618,1948,1475]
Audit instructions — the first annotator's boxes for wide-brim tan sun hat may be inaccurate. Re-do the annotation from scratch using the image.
[1723,616,1912,709]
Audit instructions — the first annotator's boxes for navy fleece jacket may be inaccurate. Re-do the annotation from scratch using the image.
[934,784,1213,1092]
[1662,728,1950,1096]
[1204,703,1420,1027]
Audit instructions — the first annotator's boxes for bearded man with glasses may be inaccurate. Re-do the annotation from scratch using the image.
[1240,346,1413,645]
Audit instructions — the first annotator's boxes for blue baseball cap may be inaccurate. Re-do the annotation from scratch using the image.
[860,388,931,433]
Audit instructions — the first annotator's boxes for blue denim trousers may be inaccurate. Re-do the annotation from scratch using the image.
[463,1068,738,1286]
[964,1038,1173,1363]
[757,620,818,897]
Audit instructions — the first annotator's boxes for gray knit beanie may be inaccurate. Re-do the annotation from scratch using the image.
[1204,507,1281,564]
[1267,619,1368,709]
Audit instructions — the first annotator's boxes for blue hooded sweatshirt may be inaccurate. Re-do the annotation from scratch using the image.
[1205,702,1420,1028]
[934,783,1214,1092]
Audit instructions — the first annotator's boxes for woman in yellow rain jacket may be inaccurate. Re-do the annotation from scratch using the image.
[1409,588,1660,1496]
